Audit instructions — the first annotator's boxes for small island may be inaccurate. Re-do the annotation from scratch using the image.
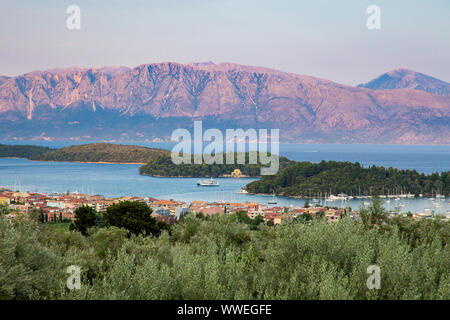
[139,152,293,177]
[0,143,170,164]
[0,144,54,159]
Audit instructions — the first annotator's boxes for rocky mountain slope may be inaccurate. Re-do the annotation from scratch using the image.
[0,62,448,144]
[358,68,450,96]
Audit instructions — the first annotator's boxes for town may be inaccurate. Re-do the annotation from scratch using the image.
[0,187,441,226]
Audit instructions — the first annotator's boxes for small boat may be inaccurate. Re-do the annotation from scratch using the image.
[197,177,219,186]
[236,188,248,194]
[268,192,277,204]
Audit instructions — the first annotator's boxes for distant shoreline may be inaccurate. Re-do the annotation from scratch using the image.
[140,172,259,178]
[27,159,146,165]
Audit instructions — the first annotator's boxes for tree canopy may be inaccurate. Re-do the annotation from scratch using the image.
[245,160,449,197]
[103,201,169,237]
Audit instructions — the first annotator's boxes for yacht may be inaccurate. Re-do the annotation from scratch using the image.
[236,188,249,194]
[327,193,349,201]
[268,192,277,204]
[197,177,219,186]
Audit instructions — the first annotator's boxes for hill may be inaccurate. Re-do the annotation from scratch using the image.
[0,62,448,144]
[358,68,450,96]
[31,143,169,164]
[245,160,449,197]
[139,152,293,177]
[0,144,54,159]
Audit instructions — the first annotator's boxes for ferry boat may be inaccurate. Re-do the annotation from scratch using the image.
[327,193,349,201]
[197,177,219,186]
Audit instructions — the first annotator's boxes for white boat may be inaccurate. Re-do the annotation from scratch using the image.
[436,194,444,198]
[268,192,277,204]
[236,188,248,194]
[327,193,349,201]
[197,177,219,186]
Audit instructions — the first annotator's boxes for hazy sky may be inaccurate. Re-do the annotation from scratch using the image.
[1,0,449,85]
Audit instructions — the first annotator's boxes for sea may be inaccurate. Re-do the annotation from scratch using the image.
[0,142,449,214]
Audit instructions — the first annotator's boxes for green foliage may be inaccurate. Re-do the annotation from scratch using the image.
[234,211,264,230]
[246,160,449,197]
[0,204,10,216]
[139,152,292,177]
[103,201,170,237]
[69,205,97,236]
[294,213,313,224]
[31,143,169,163]
[0,144,53,159]
[359,198,389,230]
[0,215,66,299]
[1,206,449,300]
[29,207,45,223]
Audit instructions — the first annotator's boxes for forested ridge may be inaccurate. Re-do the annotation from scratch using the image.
[30,143,170,164]
[0,144,54,159]
[245,160,449,197]
[139,152,293,177]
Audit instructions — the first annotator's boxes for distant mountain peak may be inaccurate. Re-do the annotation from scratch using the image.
[358,68,449,96]
[0,62,448,144]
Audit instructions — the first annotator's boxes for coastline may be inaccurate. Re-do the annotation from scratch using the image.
[28,159,146,165]
[140,172,259,178]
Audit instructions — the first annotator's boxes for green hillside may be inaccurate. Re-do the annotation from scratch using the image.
[31,143,170,164]
[0,144,54,159]
[139,152,293,177]
[245,160,449,197]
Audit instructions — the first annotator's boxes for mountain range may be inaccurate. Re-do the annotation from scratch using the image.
[0,62,448,144]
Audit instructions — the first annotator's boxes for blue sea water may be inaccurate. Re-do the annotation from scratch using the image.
[0,143,449,214]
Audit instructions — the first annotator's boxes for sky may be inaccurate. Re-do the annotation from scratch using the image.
[0,0,449,85]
